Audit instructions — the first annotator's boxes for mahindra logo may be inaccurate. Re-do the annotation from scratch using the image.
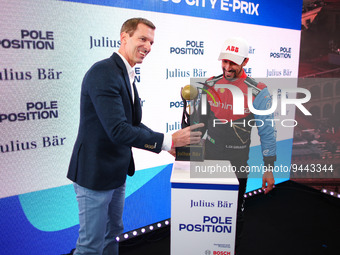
[200,84,311,116]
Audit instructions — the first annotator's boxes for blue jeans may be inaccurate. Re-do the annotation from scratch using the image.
[73,182,126,255]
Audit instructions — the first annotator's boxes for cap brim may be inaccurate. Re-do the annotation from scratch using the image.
[218,53,245,65]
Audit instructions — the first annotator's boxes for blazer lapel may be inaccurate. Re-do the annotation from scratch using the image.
[111,53,134,105]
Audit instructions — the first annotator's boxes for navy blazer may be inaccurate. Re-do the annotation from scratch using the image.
[67,53,164,190]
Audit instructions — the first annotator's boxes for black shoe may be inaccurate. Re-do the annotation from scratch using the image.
[61,248,75,255]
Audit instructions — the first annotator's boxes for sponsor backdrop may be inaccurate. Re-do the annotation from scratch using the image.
[0,0,302,253]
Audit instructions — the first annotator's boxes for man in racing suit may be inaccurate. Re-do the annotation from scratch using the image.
[198,37,276,253]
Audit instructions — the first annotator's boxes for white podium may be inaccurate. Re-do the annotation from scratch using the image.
[170,160,239,255]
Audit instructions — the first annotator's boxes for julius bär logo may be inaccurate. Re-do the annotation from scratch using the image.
[225,45,239,53]
[89,36,120,49]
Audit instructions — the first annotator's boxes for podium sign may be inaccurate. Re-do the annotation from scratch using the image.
[170,160,239,255]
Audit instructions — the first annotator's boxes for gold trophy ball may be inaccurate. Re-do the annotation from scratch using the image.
[181,85,198,100]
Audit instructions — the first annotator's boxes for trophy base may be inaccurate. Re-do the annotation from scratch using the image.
[175,144,204,161]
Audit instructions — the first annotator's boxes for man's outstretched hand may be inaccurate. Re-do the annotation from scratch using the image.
[172,123,204,148]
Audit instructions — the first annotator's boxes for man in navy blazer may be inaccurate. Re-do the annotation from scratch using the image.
[67,18,203,255]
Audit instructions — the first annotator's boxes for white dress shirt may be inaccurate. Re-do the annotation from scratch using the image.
[116,52,172,151]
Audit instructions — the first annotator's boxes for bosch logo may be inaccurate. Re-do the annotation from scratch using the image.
[170,101,184,108]
[225,45,239,53]
[213,251,230,255]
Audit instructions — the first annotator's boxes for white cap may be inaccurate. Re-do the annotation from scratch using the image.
[218,37,249,65]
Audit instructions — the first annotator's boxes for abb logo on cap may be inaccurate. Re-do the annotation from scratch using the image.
[225,45,239,53]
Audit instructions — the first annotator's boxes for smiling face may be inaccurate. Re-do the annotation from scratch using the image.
[118,23,155,67]
[222,58,249,79]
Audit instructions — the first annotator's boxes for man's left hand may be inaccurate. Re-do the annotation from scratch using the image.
[262,171,275,194]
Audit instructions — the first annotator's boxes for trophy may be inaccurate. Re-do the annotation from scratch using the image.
[175,85,204,161]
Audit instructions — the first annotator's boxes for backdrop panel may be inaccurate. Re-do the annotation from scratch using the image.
[0,0,302,253]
